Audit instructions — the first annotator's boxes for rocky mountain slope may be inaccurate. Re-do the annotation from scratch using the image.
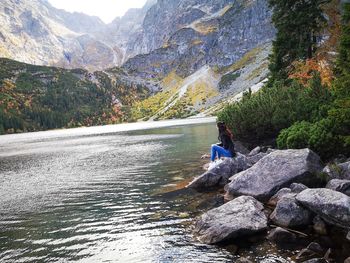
[0,0,276,131]
[126,0,275,120]
[0,0,156,70]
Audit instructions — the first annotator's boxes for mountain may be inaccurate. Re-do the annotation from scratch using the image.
[124,0,275,120]
[0,57,150,134]
[0,0,157,70]
[0,0,276,133]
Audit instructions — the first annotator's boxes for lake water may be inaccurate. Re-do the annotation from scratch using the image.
[0,118,293,263]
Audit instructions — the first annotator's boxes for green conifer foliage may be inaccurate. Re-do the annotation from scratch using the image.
[268,0,330,82]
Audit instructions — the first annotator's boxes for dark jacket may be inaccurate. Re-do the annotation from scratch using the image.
[218,133,235,157]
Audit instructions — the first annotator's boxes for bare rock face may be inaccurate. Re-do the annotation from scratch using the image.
[187,153,251,191]
[225,149,324,202]
[193,196,267,244]
[0,0,120,71]
[123,0,275,79]
[296,188,350,229]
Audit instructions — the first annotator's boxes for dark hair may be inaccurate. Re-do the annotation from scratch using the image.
[217,121,233,139]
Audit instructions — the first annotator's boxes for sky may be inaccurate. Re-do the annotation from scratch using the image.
[48,0,148,23]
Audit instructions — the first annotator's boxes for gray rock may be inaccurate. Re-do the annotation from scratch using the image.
[301,259,327,263]
[290,183,308,193]
[259,257,290,263]
[248,146,262,156]
[267,227,296,244]
[322,161,350,180]
[187,153,251,190]
[345,257,350,263]
[124,0,275,79]
[268,188,294,206]
[313,216,327,235]
[234,141,250,155]
[225,149,323,202]
[326,179,350,196]
[193,196,267,244]
[347,231,350,241]
[296,188,350,229]
[247,152,268,165]
[270,195,313,227]
[235,258,253,263]
[266,148,277,154]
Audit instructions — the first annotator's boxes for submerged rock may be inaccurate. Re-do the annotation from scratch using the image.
[193,196,267,244]
[296,188,350,229]
[313,216,328,235]
[301,258,327,263]
[296,242,325,262]
[235,258,253,263]
[267,227,296,244]
[259,256,290,263]
[225,149,323,202]
[270,195,313,228]
[326,179,350,196]
[187,153,251,191]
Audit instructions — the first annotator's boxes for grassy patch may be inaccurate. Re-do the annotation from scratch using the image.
[219,71,241,90]
[217,46,263,74]
[245,61,269,81]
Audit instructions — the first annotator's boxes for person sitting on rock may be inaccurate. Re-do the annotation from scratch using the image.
[209,121,235,163]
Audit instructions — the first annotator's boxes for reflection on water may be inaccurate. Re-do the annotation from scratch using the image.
[0,119,238,262]
[0,119,295,262]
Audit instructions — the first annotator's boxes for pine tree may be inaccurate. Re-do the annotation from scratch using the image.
[331,2,350,147]
[268,0,330,82]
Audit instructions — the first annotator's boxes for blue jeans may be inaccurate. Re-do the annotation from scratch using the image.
[210,144,232,162]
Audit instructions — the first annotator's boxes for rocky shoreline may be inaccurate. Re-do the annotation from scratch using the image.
[187,148,350,262]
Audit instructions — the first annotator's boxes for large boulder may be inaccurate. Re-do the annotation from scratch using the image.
[322,161,350,180]
[296,188,350,229]
[270,195,313,228]
[193,196,267,244]
[225,149,323,202]
[187,153,251,191]
[326,179,350,196]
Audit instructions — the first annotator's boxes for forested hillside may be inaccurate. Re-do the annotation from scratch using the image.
[0,58,149,134]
